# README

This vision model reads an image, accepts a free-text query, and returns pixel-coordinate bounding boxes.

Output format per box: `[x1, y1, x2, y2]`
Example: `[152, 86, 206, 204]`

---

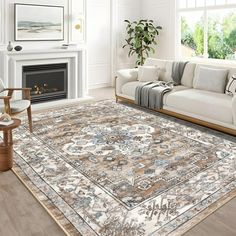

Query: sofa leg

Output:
[116, 96, 118, 103]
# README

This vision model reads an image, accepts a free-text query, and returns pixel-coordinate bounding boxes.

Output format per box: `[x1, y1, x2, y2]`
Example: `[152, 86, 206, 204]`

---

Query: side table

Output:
[0, 118, 21, 171]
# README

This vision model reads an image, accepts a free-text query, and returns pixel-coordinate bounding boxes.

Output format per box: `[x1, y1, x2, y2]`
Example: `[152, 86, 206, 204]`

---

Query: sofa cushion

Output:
[144, 58, 167, 68]
[163, 86, 189, 104]
[193, 66, 228, 93]
[138, 66, 160, 82]
[121, 81, 146, 98]
[181, 62, 196, 88]
[225, 75, 236, 96]
[161, 61, 173, 82]
[117, 68, 138, 80]
[144, 58, 173, 82]
[193, 64, 230, 83]
[121, 82, 188, 100]
[165, 89, 233, 124]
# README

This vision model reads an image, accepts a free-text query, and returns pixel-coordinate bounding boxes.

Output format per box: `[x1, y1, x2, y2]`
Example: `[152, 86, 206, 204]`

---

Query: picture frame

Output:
[14, 3, 64, 41]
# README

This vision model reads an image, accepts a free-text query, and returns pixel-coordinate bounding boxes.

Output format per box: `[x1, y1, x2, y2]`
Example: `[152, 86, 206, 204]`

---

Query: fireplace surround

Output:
[0, 48, 87, 101]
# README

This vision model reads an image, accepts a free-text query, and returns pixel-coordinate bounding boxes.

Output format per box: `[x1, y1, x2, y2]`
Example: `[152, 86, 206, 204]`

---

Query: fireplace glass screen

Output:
[23, 63, 67, 103]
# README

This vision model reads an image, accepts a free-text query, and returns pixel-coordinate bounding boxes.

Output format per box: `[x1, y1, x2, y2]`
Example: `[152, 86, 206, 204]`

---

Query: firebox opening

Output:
[23, 63, 68, 103]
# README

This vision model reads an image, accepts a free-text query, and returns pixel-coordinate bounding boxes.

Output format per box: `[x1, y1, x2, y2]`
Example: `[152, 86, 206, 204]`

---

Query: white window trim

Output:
[176, 0, 236, 61]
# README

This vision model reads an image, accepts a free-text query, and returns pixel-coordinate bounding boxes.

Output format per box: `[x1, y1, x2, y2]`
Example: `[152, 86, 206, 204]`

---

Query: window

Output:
[178, 0, 236, 60]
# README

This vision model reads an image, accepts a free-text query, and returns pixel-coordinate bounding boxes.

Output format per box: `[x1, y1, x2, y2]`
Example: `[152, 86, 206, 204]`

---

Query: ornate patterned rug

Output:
[12, 100, 236, 236]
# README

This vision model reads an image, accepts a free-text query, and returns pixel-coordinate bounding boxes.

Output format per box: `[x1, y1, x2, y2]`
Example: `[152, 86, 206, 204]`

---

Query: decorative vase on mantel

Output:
[7, 41, 13, 51]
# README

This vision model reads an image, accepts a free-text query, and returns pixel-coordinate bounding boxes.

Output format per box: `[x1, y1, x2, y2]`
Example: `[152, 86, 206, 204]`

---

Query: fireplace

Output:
[22, 63, 68, 103]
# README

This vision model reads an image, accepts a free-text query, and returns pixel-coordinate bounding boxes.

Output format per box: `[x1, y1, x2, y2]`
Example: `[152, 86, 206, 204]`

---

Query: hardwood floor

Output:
[0, 87, 235, 236]
[0, 171, 65, 236]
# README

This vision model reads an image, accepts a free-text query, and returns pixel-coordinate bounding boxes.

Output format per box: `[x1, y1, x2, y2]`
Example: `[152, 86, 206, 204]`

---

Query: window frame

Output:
[177, 0, 236, 60]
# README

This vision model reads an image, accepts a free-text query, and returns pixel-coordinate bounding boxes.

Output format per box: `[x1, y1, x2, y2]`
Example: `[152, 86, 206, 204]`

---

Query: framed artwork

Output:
[14, 3, 64, 41]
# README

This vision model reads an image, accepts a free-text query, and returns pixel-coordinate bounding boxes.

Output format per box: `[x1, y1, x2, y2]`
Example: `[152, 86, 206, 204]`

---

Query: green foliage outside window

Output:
[181, 13, 236, 59]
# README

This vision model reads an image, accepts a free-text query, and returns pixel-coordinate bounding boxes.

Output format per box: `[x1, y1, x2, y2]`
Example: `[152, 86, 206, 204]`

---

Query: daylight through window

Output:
[179, 0, 236, 60]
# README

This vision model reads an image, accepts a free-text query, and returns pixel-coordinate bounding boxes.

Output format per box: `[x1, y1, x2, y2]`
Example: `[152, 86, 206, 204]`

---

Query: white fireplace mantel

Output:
[0, 48, 87, 100]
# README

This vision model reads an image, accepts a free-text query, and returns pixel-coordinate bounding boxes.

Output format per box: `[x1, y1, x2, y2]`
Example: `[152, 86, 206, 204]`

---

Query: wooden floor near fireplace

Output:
[0, 87, 235, 236]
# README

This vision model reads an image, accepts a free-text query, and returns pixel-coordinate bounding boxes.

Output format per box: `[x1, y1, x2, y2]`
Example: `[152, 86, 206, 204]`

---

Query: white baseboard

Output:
[31, 96, 94, 111]
[88, 82, 112, 90]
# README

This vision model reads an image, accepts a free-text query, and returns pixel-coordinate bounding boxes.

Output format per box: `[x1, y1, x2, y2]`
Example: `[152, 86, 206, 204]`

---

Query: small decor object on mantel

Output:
[123, 19, 162, 66]
[61, 44, 69, 49]
[7, 41, 13, 51]
[14, 45, 23, 51]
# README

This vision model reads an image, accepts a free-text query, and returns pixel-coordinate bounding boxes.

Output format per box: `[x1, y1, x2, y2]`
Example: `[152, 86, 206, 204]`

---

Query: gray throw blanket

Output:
[135, 81, 172, 109]
[135, 61, 188, 109]
[172, 61, 189, 85]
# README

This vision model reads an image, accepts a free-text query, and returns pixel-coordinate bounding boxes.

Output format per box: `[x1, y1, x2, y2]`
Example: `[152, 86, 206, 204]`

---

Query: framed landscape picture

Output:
[14, 4, 64, 41]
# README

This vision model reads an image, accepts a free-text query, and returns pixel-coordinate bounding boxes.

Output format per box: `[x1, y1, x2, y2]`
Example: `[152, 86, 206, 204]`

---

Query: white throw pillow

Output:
[225, 75, 236, 96]
[194, 66, 228, 93]
[138, 66, 160, 82]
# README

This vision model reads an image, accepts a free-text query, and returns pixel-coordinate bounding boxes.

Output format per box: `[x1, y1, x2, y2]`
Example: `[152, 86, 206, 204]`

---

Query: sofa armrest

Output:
[233, 95, 236, 125]
[115, 68, 138, 95]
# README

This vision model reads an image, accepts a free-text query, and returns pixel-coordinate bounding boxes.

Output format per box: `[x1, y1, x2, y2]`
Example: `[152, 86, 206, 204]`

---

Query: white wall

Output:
[115, 0, 141, 71]
[86, 0, 111, 89]
[87, 0, 142, 88]
[0, 0, 143, 89]
[141, 0, 177, 60]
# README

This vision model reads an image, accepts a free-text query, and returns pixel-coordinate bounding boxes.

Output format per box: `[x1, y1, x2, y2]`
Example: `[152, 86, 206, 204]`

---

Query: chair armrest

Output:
[0, 96, 11, 100]
[4, 88, 31, 100]
[232, 95, 236, 125]
[115, 68, 138, 95]
[4, 88, 31, 91]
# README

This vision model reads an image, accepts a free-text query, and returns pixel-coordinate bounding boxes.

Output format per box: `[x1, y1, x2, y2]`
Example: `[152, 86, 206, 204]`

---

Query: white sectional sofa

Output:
[115, 58, 236, 135]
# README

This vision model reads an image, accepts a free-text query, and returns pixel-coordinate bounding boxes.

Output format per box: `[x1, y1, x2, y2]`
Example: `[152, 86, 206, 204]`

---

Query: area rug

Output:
[12, 100, 236, 235]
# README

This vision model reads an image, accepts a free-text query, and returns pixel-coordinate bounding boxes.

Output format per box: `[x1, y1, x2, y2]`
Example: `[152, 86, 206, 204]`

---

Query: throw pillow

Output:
[194, 66, 228, 93]
[225, 75, 236, 96]
[138, 66, 160, 82]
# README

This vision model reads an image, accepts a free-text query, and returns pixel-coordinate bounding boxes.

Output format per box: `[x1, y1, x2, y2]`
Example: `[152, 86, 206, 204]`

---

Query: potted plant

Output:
[123, 19, 162, 66]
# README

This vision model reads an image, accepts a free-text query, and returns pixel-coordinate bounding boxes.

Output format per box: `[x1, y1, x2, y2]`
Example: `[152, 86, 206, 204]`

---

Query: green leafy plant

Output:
[123, 19, 162, 66]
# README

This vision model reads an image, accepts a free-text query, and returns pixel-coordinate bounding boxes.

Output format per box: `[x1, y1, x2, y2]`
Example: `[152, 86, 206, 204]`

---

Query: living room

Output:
[0, 0, 235, 235]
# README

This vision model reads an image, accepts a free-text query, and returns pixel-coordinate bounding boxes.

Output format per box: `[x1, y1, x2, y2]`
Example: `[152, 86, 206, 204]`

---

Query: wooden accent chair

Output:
[0, 79, 33, 132]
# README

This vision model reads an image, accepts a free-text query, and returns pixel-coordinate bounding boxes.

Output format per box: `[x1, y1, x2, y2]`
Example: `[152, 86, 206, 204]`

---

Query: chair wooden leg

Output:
[27, 106, 33, 133]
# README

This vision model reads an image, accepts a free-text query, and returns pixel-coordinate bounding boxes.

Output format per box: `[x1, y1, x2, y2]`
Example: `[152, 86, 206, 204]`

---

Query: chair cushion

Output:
[165, 89, 233, 124]
[0, 99, 30, 113]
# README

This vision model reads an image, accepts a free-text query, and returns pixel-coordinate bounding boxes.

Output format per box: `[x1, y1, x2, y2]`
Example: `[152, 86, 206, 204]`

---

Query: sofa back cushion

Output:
[138, 66, 160, 82]
[193, 66, 228, 93]
[144, 58, 173, 82]
[181, 62, 196, 88]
